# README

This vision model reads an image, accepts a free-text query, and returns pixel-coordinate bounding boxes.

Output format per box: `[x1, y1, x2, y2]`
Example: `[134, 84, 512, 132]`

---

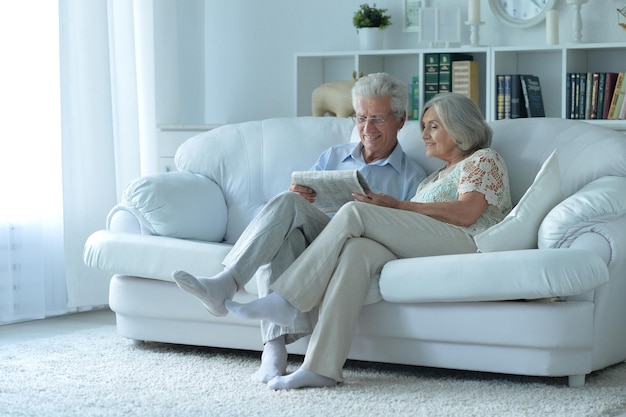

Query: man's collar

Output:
[343, 142, 404, 173]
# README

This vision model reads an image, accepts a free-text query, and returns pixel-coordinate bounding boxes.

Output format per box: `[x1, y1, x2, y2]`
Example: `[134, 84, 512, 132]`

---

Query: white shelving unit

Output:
[296, 43, 626, 131]
[157, 124, 221, 172]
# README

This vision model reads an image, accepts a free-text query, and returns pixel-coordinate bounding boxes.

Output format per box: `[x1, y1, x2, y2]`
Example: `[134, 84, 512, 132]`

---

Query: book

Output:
[424, 53, 440, 102]
[410, 75, 420, 120]
[565, 72, 580, 119]
[602, 72, 619, 119]
[584, 72, 593, 119]
[520, 75, 545, 117]
[452, 60, 479, 107]
[573, 72, 581, 119]
[566, 72, 576, 119]
[607, 72, 625, 120]
[612, 73, 626, 120]
[578, 72, 587, 120]
[619, 93, 626, 119]
[438, 53, 473, 93]
[503, 75, 512, 119]
[291, 169, 370, 213]
[496, 74, 505, 120]
[509, 74, 526, 119]
[596, 73, 606, 120]
[590, 72, 600, 119]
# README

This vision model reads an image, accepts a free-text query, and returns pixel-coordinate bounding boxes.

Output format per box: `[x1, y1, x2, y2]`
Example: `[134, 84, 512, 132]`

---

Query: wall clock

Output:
[489, 0, 556, 28]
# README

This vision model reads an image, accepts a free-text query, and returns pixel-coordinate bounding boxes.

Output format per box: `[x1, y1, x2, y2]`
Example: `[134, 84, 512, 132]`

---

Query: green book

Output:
[424, 53, 439, 102]
[410, 75, 420, 120]
[438, 53, 473, 93]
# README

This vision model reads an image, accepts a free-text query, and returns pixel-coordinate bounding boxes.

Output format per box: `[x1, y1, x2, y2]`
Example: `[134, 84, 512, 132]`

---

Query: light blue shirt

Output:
[310, 142, 426, 201]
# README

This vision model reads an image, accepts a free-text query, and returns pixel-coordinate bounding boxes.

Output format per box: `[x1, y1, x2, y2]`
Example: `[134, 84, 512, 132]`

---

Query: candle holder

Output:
[566, 0, 588, 43]
[464, 21, 484, 46]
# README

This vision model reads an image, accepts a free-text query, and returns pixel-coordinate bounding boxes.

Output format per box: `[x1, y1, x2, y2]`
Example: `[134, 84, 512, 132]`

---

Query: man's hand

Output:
[289, 183, 317, 203]
[352, 191, 399, 209]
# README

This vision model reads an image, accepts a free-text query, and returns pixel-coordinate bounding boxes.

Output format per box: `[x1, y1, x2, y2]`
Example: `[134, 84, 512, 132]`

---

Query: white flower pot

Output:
[358, 27, 385, 50]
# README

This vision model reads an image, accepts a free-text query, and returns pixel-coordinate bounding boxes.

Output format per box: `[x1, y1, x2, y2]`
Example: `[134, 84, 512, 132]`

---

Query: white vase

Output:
[358, 27, 384, 50]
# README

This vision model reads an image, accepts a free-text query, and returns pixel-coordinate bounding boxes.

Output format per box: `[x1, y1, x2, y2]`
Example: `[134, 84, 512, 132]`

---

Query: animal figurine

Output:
[311, 71, 363, 117]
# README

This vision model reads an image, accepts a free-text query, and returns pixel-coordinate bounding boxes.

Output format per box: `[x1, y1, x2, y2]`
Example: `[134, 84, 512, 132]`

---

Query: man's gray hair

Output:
[351, 73, 407, 118]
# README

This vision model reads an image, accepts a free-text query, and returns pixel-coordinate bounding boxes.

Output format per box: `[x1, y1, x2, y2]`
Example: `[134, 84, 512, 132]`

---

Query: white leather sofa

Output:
[84, 117, 626, 387]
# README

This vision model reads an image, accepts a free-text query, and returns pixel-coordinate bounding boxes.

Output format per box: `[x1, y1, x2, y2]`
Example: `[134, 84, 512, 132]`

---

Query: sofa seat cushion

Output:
[379, 248, 608, 303]
[85, 230, 384, 303]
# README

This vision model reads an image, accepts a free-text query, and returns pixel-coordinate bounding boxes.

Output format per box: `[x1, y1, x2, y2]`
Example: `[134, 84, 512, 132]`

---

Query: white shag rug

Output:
[1, 324, 626, 417]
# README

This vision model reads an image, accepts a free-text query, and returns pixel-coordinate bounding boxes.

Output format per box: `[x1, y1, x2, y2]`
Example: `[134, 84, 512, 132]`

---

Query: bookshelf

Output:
[157, 124, 220, 172]
[295, 48, 490, 121]
[295, 43, 626, 131]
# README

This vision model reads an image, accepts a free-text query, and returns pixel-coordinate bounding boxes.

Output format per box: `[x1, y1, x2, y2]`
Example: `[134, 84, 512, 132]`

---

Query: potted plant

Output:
[353, 3, 392, 50]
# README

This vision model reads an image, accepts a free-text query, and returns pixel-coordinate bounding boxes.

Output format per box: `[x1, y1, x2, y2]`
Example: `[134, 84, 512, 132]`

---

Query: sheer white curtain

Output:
[60, 0, 157, 308]
[0, 0, 154, 324]
[0, 1, 67, 323]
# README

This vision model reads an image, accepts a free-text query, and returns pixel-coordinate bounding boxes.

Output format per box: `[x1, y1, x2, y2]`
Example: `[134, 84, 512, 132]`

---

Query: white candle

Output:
[546, 10, 559, 45]
[468, 0, 480, 22]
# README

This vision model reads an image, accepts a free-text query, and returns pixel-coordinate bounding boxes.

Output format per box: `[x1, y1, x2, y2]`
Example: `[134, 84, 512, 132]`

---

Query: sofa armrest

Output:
[538, 176, 626, 250]
[379, 249, 608, 303]
[107, 171, 227, 242]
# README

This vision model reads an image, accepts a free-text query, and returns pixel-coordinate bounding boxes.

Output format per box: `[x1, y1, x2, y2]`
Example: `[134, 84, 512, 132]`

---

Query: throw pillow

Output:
[474, 149, 563, 252]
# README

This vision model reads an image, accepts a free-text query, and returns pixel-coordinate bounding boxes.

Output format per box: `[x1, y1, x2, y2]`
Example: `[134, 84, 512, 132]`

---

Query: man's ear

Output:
[397, 112, 406, 129]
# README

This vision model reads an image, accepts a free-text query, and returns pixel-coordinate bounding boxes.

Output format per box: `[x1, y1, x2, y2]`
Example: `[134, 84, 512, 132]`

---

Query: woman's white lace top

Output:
[410, 148, 512, 235]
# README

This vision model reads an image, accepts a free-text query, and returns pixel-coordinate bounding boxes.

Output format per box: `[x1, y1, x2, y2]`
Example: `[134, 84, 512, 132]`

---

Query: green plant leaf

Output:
[353, 3, 392, 29]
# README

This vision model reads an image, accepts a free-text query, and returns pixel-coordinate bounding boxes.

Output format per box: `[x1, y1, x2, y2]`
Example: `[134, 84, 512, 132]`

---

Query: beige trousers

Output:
[271, 201, 477, 382]
[222, 191, 330, 344]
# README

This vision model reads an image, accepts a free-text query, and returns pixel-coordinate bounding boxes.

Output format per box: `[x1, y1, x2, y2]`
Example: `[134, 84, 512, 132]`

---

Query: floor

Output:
[2, 310, 626, 417]
[0, 308, 116, 346]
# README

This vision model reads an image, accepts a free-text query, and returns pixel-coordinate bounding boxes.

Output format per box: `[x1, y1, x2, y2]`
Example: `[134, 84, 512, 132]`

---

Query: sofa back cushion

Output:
[176, 116, 626, 244]
[399, 118, 626, 206]
[175, 117, 354, 243]
[488, 118, 626, 202]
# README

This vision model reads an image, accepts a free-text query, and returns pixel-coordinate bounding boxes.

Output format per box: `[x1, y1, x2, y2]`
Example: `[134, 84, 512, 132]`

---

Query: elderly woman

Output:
[225, 92, 513, 390]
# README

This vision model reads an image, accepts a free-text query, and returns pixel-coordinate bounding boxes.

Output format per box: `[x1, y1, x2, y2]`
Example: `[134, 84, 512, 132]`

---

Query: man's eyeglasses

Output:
[352, 114, 393, 126]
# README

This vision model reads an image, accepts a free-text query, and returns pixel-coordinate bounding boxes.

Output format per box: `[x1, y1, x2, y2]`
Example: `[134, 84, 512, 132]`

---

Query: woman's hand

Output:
[352, 191, 399, 208]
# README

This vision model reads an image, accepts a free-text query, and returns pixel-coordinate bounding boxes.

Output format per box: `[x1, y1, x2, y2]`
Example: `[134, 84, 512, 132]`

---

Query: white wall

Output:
[161, 0, 625, 124]
[154, 0, 205, 124]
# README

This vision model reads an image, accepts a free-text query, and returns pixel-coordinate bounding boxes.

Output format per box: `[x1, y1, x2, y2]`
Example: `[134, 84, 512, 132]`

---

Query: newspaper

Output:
[291, 169, 371, 213]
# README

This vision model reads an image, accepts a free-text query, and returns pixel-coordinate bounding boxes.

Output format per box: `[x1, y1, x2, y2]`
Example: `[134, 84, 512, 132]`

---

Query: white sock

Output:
[252, 337, 288, 384]
[267, 368, 337, 390]
[225, 292, 297, 327]
[171, 269, 236, 317]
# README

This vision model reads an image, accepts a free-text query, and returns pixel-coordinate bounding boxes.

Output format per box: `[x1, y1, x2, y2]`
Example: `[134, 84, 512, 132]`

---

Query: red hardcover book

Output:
[608, 72, 625, 120]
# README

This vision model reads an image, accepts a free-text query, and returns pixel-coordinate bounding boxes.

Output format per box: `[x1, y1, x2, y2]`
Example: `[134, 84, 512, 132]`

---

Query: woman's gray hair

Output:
[422, 92, 492, 153]
[351, 73, 407, 119]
